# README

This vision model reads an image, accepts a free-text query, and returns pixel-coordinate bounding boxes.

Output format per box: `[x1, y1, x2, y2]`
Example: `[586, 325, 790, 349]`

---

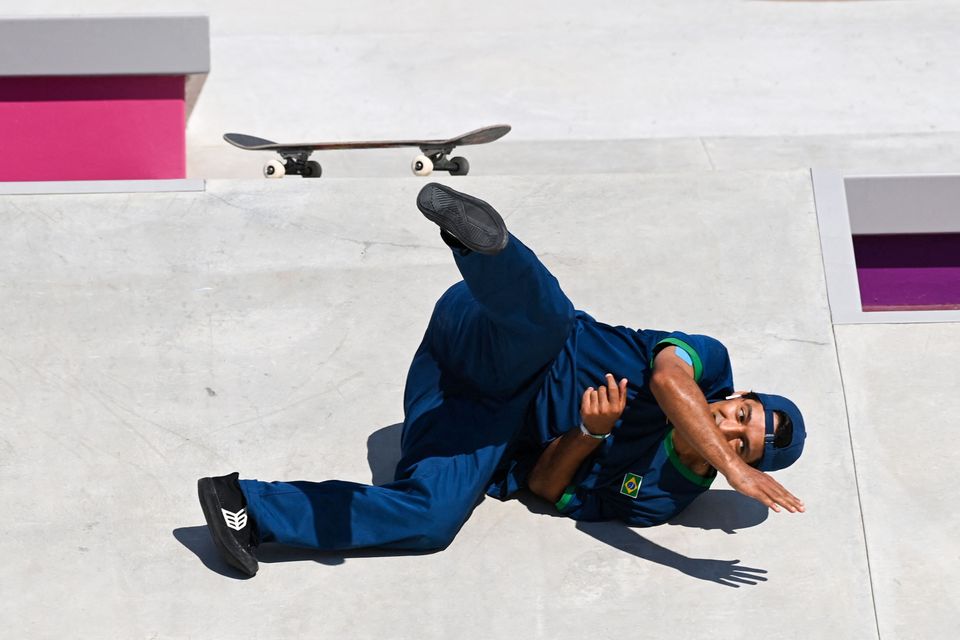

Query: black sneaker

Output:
[197, 472, 259, 577]
[416, 183, 509, 255]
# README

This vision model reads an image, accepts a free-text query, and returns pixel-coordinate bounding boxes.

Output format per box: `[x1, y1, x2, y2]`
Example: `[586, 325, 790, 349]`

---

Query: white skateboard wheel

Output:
[412, 154, 433, 176]
[264, 159, 286, 178]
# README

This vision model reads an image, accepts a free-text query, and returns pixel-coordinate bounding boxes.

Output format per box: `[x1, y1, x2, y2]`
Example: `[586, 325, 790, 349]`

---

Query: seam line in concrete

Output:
[811, 166, 882, 639]
[830, 328, 882, 640]
[698, 137, 716, 170]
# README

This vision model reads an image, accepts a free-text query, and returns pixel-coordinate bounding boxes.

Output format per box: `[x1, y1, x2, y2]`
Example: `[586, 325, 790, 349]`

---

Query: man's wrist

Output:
[579, 422, 611, 440]
[711, 447, 747, 478]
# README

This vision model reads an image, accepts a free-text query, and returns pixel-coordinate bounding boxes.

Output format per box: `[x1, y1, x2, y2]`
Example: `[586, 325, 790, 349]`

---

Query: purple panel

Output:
[853, 234, 960, 311]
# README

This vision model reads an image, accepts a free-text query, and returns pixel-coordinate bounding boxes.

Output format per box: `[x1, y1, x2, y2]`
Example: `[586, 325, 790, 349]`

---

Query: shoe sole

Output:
[197, 477, 259, 577]
[417, 183, 508, 255]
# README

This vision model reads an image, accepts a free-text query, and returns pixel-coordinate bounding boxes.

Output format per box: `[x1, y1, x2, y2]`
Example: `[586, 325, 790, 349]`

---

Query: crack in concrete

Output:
[206, 191, 257, 213]
[766, 333, 831, 347]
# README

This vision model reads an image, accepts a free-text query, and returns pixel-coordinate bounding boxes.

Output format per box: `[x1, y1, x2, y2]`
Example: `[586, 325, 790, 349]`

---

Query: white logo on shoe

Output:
[221, 508, 247, 531]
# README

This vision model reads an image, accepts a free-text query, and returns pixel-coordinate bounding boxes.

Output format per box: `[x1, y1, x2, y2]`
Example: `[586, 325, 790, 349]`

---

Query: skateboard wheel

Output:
[450, 156, 470, 176]
[412, 154, 433, 176]
[303, 160, 322, 178]
[264, 159, 286, 178]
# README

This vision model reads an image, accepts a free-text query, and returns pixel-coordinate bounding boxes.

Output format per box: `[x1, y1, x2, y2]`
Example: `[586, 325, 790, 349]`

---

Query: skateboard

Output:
[223, 124, 511, 179]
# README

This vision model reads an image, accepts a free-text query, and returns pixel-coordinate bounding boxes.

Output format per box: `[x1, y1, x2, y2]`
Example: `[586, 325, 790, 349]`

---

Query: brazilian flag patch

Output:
[620, 473, 643, 499]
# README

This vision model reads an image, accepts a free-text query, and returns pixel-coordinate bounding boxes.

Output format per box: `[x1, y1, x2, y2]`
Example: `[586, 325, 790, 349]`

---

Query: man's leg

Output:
[236, 392, 519, 553]
[418, 183, 575, 397]
[198, 186, 569, 573]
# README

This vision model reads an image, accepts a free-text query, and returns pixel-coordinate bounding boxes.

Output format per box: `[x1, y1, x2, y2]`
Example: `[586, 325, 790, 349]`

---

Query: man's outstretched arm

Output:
[649, 349, 804, 513]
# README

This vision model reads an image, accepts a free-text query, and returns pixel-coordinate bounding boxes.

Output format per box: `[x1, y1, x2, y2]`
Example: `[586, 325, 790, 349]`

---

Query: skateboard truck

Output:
[266, 150, 322, 178]
[412, 146, 470, 177]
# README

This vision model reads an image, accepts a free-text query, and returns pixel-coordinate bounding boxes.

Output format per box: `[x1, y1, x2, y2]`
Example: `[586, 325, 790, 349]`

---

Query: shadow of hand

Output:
[576, 520, 768, 588]
[675, 557, 768, 588]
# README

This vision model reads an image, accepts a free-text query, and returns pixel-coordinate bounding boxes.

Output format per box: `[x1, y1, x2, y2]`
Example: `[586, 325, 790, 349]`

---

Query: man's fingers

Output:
[732, 468, 803, 514]
[768, 489, 801, 513]
[762, 475, 804, 513]
[597, 384, 609, 412]
[605, 373, 617, 396]
[618, 378, 628, 410]
[582, 387, 597, 414]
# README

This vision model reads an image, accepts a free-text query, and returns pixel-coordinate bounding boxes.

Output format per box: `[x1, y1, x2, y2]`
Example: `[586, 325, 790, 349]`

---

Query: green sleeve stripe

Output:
[555, 487, 576, 512]
[653, 337, 703, 382]
[663, 430, 715, 488]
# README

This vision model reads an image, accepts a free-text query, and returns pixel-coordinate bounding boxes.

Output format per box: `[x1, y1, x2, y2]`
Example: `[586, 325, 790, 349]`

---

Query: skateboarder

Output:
[198, 184, 806, 577]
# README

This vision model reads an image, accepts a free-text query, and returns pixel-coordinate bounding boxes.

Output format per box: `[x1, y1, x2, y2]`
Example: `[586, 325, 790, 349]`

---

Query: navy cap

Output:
[753, 393, 806, 472]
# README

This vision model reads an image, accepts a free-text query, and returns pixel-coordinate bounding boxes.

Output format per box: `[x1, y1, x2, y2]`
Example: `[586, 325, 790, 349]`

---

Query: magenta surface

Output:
[853, 233, 960, 311]
[0, 75, 185, 181]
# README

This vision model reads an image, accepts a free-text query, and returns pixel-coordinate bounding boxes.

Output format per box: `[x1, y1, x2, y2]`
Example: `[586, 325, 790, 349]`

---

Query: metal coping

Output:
[811, 168, 960, 324]
[0, 15, 210, 77]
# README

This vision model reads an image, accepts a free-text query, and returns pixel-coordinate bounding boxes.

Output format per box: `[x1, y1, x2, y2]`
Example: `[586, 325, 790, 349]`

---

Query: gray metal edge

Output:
[812, 168, 960, 325]
[0, 15, 210, 76]
[0, 179, 206, 195]
[844, 173, 960, 235]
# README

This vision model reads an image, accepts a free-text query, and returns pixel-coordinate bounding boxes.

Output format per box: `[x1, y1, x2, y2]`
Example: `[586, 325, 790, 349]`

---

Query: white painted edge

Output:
[0, 179, 206, 195]
[811, 168, 960, 325]
[812, 168, 863, 324]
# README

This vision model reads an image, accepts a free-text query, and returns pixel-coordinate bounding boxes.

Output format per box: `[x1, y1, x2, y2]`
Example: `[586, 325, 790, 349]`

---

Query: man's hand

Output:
[581, 373, 628, 436]
[724, 463, 805, 513]
[528, 373, 628, 503]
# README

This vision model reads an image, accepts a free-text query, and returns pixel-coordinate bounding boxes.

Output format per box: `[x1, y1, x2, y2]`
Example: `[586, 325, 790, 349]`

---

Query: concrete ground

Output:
[3, 1, 959, 639]
[3, 172, 956, 639]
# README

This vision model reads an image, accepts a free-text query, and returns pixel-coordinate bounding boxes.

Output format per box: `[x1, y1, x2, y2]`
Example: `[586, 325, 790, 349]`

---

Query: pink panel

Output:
[0, 75, 186, 181]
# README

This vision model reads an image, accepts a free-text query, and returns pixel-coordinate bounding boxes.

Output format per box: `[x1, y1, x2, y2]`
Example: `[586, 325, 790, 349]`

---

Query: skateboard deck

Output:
[223, 124, 511, 178]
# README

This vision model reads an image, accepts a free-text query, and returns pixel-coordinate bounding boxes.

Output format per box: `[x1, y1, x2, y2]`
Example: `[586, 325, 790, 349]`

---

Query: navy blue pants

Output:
[239, 234, 574, 551]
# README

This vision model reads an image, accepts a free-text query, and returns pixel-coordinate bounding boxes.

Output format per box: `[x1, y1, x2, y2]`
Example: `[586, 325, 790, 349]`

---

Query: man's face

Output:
[706, 392, 769, 465]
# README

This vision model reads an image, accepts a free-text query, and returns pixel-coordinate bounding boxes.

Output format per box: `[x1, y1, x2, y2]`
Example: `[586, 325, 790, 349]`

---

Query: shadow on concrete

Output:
[183, 423, 770, 583]
[516, 485, 771, 587]
[175, 522, 438, 573]
[257, 544, 438, 567]
[667, 489, 769, 534]
[368, 423, 771, 587]
[172, 526, 253, 580]
[576, 520, 769, 588]
[515, 486, 768, 532]
[366, 422, 403, 486]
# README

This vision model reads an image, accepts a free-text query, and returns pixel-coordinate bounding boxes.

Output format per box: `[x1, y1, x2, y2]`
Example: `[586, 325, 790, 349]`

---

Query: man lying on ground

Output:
[198, 183, 806, 577]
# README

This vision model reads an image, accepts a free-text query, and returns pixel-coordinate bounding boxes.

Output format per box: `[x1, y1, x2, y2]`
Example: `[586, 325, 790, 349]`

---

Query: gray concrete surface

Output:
[2, 172, 877, 638]
[3, 1, 959, 638]
[196, 132, 960, 179]
[835, 324, 960, 640]
[6, 1, 960, 172]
